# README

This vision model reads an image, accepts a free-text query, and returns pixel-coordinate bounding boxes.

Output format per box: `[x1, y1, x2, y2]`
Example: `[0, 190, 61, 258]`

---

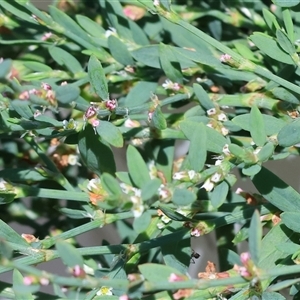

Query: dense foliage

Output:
[1, 0, 300, 299]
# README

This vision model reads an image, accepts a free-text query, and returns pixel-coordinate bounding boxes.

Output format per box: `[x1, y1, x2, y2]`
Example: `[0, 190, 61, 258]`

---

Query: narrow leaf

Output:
[281, 212, 300, 233]
[252, 166, 300, 212]
[56, 240, 84, 268]
[96, 121, 123, 148]
[49, 47, 83, 74]
[172, 188, 196, 206]
[78, 125, 116, 175]
[108, 35, 134, 66]
[193, 83, 214, 110]
[210, 181, 229, 208]
[180, 121, 207, 171]
[127, 145, 150, 188]
[249, 210, 262, 265]
[278, 118, 300, 147]
[250, 105, 266, 147]
[159, 43, 183, 83]
[88, 55, 109, 100]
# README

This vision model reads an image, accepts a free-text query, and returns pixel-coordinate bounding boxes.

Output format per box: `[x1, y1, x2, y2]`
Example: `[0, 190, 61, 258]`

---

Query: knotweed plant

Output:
[1, 0, 300, 299]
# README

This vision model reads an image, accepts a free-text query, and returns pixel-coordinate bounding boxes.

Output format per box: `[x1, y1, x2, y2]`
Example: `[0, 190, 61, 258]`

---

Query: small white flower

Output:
[201, 179, 214, 192]
[0, 58, 3, 64]
[83, 264, 95, 275]
[207, 108, 216, 116]
[215, 159, 223, 166]
[120, 183, 131, 194]
[222, 144, 230, 156]
[191, 228, 201, 237]
[87, 178, 101, 191]
[158, 185, 169, 199]
[218, 113, 228, 122]
[161, 214, 171, 224]
[206, 123, 213, 128]
[162, 79, 173, 90]
[132, 203, 144, 218]
[253, 147, 261, 155]
[105, 27, 117, 38]
[221, 127, 229, 136]
[97, 286, 113, 296]
[0, 180, 7, 190]
[173, 172, 185, 180]
[68, 154, 78, 166]
[157, 222, 165, 229]
[188, 170, 196, 180]
[153, 0, 160, 6]
[211, 172, 222, 183]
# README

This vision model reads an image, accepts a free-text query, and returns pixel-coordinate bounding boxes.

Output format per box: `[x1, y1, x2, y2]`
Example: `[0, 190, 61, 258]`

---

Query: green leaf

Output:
[78, 125, 116, 175]
[262, 292, 286, 300]
[172, 188, 196, 206]
[139, 263, 183, 282]
[210, 181, 229, 208]
[180, 121, 207, 171]
[159, 43, 183, 84]
[49, 47, 83, 74]
[281, 212, 300, 233]
[257, 142, 275, 162]
[271, 86, 299, 104]
[272, 0, 300, 7]
[88, 55, 109, 100]
[49, 6, 93, 44]
[151, 106, 167, 130]
[75, 15, 106, 37]
[55, 85, 80, 104]
[278, 118, 300, 147]
[248, 210, 262, 265]
[252, 166, 300, 212]
[0, 1, 35, 24]
[96, 121, 123, 148]
[59, 208, 89, 219]
[34, 115, 62, 127]
[205, 126, 227, 153]
[282, 7, 294, 42]
[56, 240, 84, 268]
[10, 101, 33, 119]
[242, 164, 261, 176]
[158, 204, 191, 222]
[232, 114, 285, 136]
[193, 83, 214, 110]
[250, 32, 294, 65]
[160, 0, 171, 11]
[156, 140, 175, 183]
[250, 105, 266, 147]
[161, 236, 190, 274]
[108, 35, 134, 66]
[0, 59, 12, 79]
[0, 219, 29, 247]
[276, 29, 295, 56]
[23, 61, 52, 72]
[141, 178, 161, 201]
[263, 9, 280, 32]
[124, 81, 157, 107]
[127, 145, 150, 188]
[0, 168, 47, 182]
[101, 173, 122, 196]
[133, 211, 152, 233]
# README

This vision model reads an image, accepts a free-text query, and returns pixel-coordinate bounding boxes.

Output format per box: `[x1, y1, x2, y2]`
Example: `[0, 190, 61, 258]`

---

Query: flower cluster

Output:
[206, 107, 229, 136]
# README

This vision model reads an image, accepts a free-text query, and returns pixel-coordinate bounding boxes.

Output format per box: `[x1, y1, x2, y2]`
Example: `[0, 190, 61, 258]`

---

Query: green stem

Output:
[17, 186, 88, 202]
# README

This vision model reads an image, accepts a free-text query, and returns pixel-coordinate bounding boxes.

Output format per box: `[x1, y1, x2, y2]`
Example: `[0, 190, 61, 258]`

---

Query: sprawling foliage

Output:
[1, 0, 300, 299]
